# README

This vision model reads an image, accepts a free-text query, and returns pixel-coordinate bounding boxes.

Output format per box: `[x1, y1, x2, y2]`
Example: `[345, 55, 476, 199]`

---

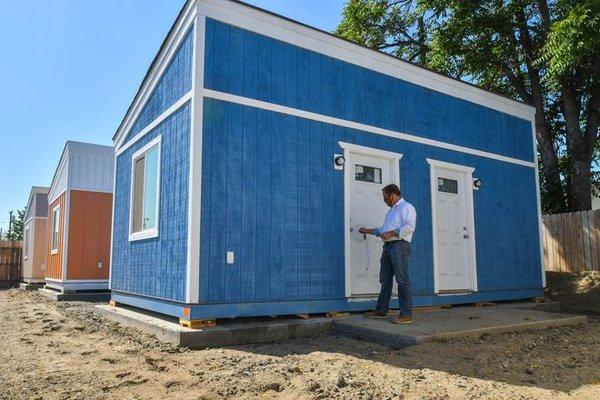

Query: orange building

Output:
[45, 141, 114, 293]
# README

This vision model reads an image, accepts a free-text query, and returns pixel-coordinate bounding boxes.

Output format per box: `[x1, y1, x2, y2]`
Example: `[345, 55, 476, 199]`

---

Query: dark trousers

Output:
[375, 240, 412, 317]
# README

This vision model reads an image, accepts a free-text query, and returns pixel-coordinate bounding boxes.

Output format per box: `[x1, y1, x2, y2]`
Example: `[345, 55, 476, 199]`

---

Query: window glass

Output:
[52, 207, 60, 251]
[355, 164, 382, 184]
[438, 177, 458, 194]
[132, 143, 159, 233]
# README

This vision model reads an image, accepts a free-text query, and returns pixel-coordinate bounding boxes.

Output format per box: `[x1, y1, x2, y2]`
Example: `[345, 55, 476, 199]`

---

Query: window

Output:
[24, 227, 30, 259]
[51, 206, 60, 254]
[438, 177, 458, 194]
[130, 136, 161, 241]
[355, 164, 382, 184]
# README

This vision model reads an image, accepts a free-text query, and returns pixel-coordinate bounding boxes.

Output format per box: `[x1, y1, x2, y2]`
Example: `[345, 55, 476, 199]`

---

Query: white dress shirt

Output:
[373, 198, 417, 243]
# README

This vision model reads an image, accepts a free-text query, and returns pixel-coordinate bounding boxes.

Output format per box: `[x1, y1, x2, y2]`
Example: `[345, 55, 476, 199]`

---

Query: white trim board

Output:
[114, 0, 197, 149]
[197, 0, 535, 121]
[340, 142, 403, 298]
[531, 119, 545, 287]
[185, 12, 206, 304]
[426, 158, 478, 294]
[204, 88, 536, 168]
[116, 92, 192, 156]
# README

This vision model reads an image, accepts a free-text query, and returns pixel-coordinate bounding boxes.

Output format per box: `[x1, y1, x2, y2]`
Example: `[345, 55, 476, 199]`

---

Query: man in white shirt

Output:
[359, 184, 417, 323]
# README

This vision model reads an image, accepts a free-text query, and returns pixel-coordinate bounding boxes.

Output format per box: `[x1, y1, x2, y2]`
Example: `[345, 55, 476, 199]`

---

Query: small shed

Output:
[22, 186, 50, 283]
[45, 141, 114, 292]
[109, 0, 544, 325]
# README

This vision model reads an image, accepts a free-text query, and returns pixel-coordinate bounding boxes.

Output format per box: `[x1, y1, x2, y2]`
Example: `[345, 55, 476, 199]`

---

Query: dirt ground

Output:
[1, 275, 600, 400]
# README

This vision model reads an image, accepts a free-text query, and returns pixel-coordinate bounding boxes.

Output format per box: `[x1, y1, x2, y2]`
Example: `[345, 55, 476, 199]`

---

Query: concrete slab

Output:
[95, 304, 333, 348]
[38, 287, 110, 302]
[19, 282, 45, 291]
[332, 302, 588, 348]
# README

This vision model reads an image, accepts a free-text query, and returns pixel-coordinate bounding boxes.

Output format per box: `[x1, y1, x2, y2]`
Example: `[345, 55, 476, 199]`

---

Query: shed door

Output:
[432, 165, 476, 293]
[349, 154, 393, 296]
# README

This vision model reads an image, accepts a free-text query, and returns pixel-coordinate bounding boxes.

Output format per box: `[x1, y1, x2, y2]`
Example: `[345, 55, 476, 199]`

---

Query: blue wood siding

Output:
[111, 103, 191, 302]
[199, 98, 542, 303]
[122, 28, 193, 145]
[204, 18, 534, 163]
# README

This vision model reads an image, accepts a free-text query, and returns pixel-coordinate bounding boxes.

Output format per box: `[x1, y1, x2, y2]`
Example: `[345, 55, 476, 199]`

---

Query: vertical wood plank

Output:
[575, 211, 584, 272]
[582, 211, 592, 271]
[594, 210, 600, 271]
[542, 216, 550, 270]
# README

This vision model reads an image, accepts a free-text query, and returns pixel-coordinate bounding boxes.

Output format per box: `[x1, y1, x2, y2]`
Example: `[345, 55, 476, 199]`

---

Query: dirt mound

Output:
[546, 271, 600, 315]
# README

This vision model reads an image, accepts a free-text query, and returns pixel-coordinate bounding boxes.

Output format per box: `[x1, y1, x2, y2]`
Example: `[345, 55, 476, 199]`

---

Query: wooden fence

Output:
[542, 209, 600, 272]
[0, 241, 22, 287]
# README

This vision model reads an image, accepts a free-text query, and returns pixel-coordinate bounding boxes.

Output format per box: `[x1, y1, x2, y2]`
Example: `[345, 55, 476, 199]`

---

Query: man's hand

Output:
[380, 230, 397, 240]
[358, 227, 373, 235]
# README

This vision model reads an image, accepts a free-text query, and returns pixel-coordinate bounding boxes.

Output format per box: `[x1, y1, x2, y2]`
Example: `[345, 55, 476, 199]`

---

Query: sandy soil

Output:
[1, 285, 599, 399]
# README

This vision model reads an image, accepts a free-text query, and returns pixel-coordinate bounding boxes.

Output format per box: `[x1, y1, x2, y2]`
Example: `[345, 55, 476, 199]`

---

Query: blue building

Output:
[110, 0, 544, 325]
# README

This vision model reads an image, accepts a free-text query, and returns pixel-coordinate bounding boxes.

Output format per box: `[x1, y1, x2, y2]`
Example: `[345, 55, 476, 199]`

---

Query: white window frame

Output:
[24, 226, 30, 260]
[51, 206, 60, 255]
[129, 135, 162, 242]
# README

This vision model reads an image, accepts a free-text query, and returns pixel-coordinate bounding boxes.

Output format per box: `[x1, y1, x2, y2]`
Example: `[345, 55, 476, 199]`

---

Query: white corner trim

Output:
[531, 119, 546, 287]
[61, 191, 70, 280]
[427, 158, 478, 294]
[108, 152, 117, 290]
[197, 0, 535, 121]
[185, 12, 205, 304]
[342, 143, 403, 297]
[114, 1, 197, 148]
[205, 88, 535, 168]
[128, 135, 162, 242]
[116, 91, 192, 156]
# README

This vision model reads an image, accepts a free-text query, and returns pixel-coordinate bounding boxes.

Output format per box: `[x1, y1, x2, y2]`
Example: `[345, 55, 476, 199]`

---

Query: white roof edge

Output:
[201, 0, 535, 119]
[113, 0, 535, 148]
[48, 141, 113, 203]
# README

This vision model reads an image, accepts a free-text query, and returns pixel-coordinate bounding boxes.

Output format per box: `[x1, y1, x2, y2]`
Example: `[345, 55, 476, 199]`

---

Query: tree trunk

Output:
[569, 156, 593, 211]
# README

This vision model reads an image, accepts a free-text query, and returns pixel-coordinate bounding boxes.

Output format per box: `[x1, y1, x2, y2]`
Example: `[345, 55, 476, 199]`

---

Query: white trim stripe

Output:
[116, 92, 192, 156]
[203, 88, 536, 168]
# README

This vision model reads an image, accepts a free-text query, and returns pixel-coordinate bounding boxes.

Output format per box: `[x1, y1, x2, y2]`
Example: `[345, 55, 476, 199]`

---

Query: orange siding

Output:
[46, 193, 65, 280]
[66, 190, 112, 280]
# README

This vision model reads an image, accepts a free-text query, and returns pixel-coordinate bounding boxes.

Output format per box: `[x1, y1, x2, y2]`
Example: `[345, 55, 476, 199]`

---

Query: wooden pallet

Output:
[473, 302, 497, 307]
[326, 311, 350, 318]
[179, 318, 216, 329]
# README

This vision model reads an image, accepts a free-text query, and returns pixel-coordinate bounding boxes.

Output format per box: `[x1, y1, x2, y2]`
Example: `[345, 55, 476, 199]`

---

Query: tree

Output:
[6, 209, 25, 241]
[336, 0, 600, 213]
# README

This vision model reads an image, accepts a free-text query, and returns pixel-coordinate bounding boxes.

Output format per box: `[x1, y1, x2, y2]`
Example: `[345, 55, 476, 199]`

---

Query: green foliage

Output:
[537, 0, 600, 88]
[335, 0, 433, 64]
[336, 0, 600, 212]
[6, 209, 25, 242]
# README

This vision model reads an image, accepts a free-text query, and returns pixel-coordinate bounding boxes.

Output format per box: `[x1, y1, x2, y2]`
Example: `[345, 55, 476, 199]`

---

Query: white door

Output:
[348, 153, 394, 296]
[431, 163, 476, 293]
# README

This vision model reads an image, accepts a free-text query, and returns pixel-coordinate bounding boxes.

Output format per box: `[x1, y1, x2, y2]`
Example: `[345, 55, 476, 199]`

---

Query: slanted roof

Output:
[48, 141, 114, 203]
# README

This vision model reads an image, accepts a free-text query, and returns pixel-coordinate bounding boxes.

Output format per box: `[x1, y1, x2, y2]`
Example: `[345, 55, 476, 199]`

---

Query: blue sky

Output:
[0, 0, 346, 232]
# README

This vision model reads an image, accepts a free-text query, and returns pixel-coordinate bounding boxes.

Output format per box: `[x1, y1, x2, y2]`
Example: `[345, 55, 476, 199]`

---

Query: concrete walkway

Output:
[96, 301, 587, 349]
[332, 302, 587, 348]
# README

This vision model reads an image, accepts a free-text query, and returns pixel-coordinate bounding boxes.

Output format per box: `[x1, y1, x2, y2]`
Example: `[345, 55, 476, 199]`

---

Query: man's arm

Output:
[395, 205, 416, 239]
